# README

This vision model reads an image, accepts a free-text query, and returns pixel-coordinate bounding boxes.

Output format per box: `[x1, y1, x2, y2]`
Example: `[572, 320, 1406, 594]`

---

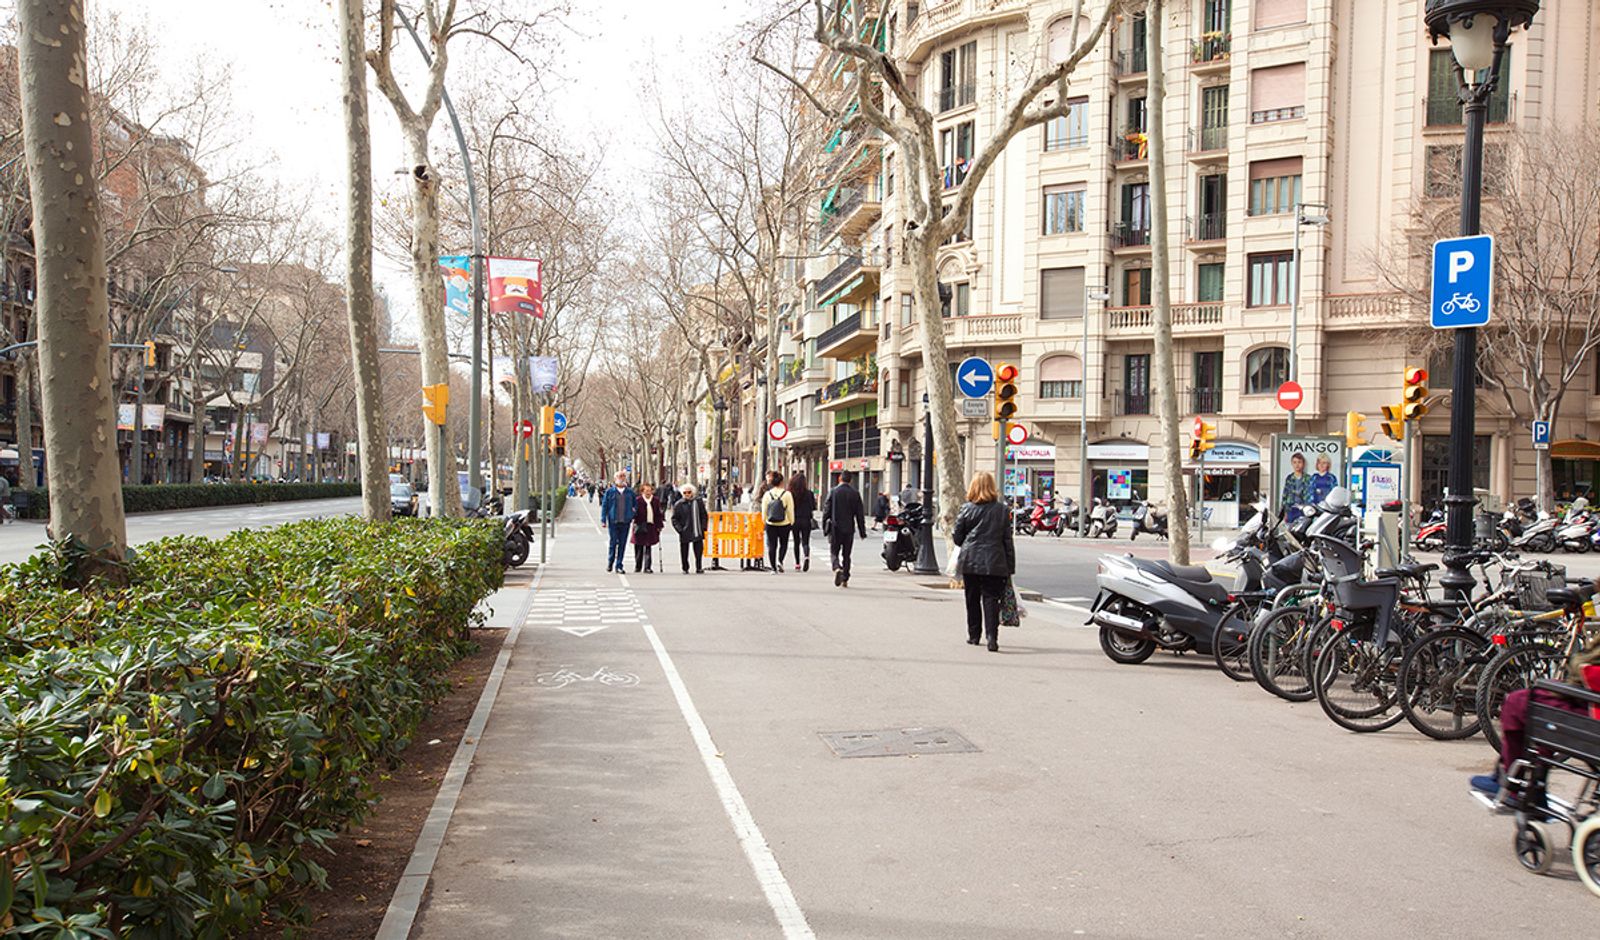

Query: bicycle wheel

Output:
[1249, 604, 1317, 702]
[1475, 641, 1566, 756]
[1398, 626, 1489, 740]
[1212, 604, 1255, 682]
[1310, 619, 1407, 733]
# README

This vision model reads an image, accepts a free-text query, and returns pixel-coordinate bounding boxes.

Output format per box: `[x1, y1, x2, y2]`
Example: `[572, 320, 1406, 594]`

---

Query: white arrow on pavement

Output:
[559, 625, 610, 638]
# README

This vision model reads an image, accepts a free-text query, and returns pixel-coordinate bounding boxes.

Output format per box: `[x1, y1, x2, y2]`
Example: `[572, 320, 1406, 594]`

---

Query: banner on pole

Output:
[530, 355, 558, 393]
[487, 256, 543, 317]
[316, 432, 330, 451]
[439, 255, 472, 318]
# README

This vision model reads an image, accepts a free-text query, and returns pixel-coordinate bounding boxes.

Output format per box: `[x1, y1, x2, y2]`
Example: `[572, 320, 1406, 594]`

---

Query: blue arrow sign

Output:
[552, 411, 567, 434]
[956, 356, 994, 399]
[1431, 234, 1494, 329]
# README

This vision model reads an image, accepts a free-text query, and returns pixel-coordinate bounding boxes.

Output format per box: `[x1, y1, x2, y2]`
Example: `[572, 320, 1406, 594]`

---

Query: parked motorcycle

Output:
[1510, 510, 1558, 554]
[882, 501, 927, 571]
[1413, 506, 1446, 552]
[1556, 504, 1595, 553]
[1086, 498, 1119, 538]
[1129, 499, 1168, 541]
[1025, 496, 1075, 537]
[503, 510, 533, 568]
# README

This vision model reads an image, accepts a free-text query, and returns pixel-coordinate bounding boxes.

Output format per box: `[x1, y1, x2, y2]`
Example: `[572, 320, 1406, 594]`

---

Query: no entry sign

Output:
[1276, 381, 1304, 412]
[516, 419, 534, 438]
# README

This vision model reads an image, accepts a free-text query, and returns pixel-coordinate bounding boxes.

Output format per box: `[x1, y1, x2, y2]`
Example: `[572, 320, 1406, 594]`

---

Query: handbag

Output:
[943, 544, 962, 580]
[1000, 577, 1022, 627]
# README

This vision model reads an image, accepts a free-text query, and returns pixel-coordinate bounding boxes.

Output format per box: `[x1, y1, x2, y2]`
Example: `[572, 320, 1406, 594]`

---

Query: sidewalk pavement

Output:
[391, 500, 1598, 939]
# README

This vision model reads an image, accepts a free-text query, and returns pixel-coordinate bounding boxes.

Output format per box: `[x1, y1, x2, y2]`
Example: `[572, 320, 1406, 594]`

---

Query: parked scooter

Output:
[1413, 506, 1446, 552]
[1556, 500, 1595, 553]
[882, 501, 927, 571]
[1510, 510, 1558, 554]
[1129, 498, 1168, 541]
[502, 510, 533, 568]
[1025, 496, 1075, 537]
[1086, 498, 1119, 538]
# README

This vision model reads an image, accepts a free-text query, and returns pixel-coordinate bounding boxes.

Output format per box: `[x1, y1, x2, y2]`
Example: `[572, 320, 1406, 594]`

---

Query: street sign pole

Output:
[1402, 417, 1415, 556]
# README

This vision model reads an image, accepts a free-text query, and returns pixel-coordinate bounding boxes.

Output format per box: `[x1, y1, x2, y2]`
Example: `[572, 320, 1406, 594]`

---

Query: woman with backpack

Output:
[787, 472, 817, 572]
[952, 470, 1016, 652]
[631, 482, 664, 573]
[759, 470, 794, 574]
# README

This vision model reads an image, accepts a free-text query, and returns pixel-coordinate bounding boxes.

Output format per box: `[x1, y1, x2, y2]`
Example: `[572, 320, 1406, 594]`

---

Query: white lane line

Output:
[376, 564, 544, 940]
[1056, 595, 1091, 603]
[629, 583, 814, 938]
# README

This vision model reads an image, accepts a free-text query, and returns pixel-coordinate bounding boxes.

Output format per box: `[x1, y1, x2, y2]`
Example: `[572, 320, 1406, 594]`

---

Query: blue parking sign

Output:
[1532, 420, 1551, 450]
[1431, 235, 1494, 329]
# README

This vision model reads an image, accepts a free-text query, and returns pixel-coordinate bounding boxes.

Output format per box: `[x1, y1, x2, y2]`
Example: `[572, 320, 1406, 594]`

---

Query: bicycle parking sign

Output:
[1431, 234, 1494, 329]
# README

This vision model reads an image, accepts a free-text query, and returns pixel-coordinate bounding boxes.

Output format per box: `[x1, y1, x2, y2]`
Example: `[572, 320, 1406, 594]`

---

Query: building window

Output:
[1124, 354, 1151, 414]
[1254, 0, 1306, 30]
[1197, 262, 1225, 302]
[900, 293, 913, 327]
[1248, 157, 1302, 215]
[885, 153, 895, 196]
[1127, 95, 1148, 134]
[1196, 173, 1227, 239]
[1247, 251, 1295, 306]
[1244, 346, 1290, 394]
[832, 405, 882, 459]
[1044, 97, 1089, 151]
[941, 281, 971, 318]
[1040, 355, 1083, 399]
[938, 40, 977, 112]
[1042, 185, 1085, 235]
[1193, 350, 1223, 413]
[1427, 47, 1512, 126]
[898, 369, 911, 407]
[1250, 62, 1306, 123]
[940, 120, 975, 188]
[1040, 266, 1086, 320]
[1199, 85, 1228, 151]
[1123, 267, 1152, 307]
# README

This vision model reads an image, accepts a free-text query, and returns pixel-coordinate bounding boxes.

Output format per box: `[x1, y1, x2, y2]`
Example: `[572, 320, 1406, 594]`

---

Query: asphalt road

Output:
[0, 496, 362, 567]
[411, 501, 1597, 938]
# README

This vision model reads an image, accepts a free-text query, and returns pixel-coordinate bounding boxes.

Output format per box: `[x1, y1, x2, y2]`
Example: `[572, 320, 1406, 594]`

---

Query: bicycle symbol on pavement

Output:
[1438, 292, 1481, 316]
[534, 665, 641, 689]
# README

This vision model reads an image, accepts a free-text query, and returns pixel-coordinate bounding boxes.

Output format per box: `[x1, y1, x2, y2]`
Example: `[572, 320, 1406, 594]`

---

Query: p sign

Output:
[1532, 420, 1551, 450]
[1431, 234, 1494, 329]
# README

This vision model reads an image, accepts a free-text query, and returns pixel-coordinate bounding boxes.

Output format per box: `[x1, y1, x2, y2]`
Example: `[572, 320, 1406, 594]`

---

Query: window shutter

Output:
[1250, 63, 1306, 113]
[1249, 157, 1302, 180]
[1040, 356, 1082, 382]
[1253, 0, 1305, 30]
[1040, 267, 1085, 320]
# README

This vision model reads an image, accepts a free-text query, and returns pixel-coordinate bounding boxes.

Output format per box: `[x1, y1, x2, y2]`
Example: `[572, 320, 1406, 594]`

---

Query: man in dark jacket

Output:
[823, 473, 868, 587]
[671, 483, 709, 573]
[599, 471, 636, 572]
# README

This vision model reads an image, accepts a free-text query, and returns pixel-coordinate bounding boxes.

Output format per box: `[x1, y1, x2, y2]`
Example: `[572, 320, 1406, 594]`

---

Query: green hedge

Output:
[0, 517, 503, 935]
[531, 489, 567, 516]
[13, 482, 362, 519]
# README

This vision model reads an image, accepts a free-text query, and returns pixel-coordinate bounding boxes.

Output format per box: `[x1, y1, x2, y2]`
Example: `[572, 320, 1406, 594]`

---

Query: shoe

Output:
[1469, 773, 1500, 796]
[682, 569, 689, 574]
[696, 569, 704, 574]
[803, 558, 810, 572]
[967, 638, 980, 645]
[987, 641, 999, 652]
[606, 566, 613, 572]
[834, 570, 843, 587]
[795, 563, 801, 571]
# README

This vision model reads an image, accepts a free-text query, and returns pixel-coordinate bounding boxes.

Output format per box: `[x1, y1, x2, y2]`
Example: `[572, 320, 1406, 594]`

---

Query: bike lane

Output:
[409, 503, 782, 938]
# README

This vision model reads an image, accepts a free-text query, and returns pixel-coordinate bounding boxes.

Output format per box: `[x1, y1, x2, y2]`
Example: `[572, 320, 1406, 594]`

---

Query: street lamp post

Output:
[1287, 203, 1330, 435]
[1425, 0, 1538, 598]
[913, 391, 939, 574]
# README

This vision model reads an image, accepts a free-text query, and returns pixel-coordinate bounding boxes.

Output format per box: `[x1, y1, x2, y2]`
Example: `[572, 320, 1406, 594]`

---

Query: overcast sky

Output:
[97, 0, 760, 339]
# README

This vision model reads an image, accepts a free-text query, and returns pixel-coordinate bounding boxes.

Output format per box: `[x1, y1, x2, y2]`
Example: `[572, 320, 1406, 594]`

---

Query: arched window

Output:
[1046, 16, 1087, 65]
[1039, 355, 1083, 399]
[1245, 346, 1290, 395]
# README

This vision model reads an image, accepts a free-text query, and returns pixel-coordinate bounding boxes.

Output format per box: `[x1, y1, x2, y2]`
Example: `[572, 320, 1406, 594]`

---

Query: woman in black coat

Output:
[787, 472, 817, 572]
[952, 470, 1016, 652]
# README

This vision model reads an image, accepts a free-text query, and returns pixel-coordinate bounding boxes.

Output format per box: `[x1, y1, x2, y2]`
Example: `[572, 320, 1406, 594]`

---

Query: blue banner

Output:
[439, 255, 471, 318]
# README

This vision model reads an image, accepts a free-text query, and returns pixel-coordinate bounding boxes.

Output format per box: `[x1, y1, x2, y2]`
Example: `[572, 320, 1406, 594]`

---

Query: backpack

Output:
[765, 493, 786, 524]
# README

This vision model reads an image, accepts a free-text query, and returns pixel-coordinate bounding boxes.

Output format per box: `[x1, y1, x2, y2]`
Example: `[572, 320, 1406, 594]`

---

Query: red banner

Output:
[487, 256, 543, 317]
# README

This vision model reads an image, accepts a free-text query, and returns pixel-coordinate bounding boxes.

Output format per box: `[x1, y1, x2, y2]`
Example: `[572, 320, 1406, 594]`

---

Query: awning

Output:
[819, 276, 864, 307]
[1552, 439, 1600, 460]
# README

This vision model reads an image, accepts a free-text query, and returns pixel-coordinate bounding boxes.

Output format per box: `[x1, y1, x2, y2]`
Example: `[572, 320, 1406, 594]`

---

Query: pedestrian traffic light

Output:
[554, 433, 567, 456]
[1402, 366, 1430, 421]
[1381, 404, 1406, 441]
[421, 383, 449, 425]
[1345, 410, 1369, 448]
[540, 405, 556, 435]
[144, 339, 156, 367]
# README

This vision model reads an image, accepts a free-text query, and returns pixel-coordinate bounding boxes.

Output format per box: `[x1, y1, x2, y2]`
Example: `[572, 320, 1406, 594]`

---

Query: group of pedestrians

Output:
[599, 471, 713, 574]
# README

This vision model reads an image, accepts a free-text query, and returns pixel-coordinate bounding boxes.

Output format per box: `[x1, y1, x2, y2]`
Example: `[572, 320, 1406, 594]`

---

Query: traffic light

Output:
[1402, 366, 1430, 421]
[1191, 417, 1217, 455]
[421, 383, 449, 425]
[992, 363, 1019, 440]
[554, 433, 567, 456]
[1381, 404, 1406, 441]
[540, 405, 556, 435]
[144, 339, 156, 367]
[1345, 410, 1369, 448]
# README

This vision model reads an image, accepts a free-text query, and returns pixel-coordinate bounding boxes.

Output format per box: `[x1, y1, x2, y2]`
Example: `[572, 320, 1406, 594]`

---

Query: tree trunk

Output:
[17, 0, 128, 580]
[402, 123, 462, 518]
[910, 231, 965, 533]
[15, 342, 36, 490]
[336, 0, 392, 521]
[1145, 0, 1190, 565]
[511, 349, 530, 511]
[189, 349, 205, 483]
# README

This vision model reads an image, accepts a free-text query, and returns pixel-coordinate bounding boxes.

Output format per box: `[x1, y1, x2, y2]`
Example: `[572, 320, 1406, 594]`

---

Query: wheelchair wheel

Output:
[1514, 817, 1558, 875]
[1397, 627, 1488, 740]
[1573, 816, 1600, 897]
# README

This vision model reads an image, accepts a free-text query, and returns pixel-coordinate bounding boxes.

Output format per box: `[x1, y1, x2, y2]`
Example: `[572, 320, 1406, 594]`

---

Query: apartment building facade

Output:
[766, 0, 1600, 522]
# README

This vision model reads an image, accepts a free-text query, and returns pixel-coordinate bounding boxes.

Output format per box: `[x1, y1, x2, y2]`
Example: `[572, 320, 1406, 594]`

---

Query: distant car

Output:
[390, 481, 417, 516]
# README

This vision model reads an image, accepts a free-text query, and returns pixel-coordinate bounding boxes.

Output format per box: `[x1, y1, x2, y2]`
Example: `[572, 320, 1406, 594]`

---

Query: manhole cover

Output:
[818, 726, 980, 758]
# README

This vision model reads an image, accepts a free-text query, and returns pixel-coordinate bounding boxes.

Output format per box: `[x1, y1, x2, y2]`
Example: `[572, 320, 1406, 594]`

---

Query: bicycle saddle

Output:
[1544, 587, 1586, 611]
[1375, 562, 1438, 581]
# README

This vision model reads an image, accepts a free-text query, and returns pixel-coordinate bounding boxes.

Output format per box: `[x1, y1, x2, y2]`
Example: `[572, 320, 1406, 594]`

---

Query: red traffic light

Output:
[1404, 367, 1428, 385]
[996, 364, 1018, 382]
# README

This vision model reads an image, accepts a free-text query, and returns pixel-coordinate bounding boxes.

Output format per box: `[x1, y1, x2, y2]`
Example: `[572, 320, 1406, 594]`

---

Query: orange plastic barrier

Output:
[706, 511, 765, 560]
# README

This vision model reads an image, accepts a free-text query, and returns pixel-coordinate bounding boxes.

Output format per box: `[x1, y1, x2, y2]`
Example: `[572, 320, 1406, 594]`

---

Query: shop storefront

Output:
[1088, 441, 1149, 512]
[1002, 444, 1057, 500]
[1552, 439, 1600, 502]
[1183, 441, 1261, 529]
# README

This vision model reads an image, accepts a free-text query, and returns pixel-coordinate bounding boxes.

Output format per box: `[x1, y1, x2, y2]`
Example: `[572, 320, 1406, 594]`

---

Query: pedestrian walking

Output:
[898, 484, 917, 511]
[662, 482, 681, 510]
[823, 472, 867, 587]
[672, 483, 709, 573]
[952, 470, 1016, 652]
[788, 472, 816, 572]
[632, 483, 664, 573]
[599, 471, 636, 573]
[759, 470, 794, 574]
[872, 491, 890, 530]
[0, 471, 12, 524]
